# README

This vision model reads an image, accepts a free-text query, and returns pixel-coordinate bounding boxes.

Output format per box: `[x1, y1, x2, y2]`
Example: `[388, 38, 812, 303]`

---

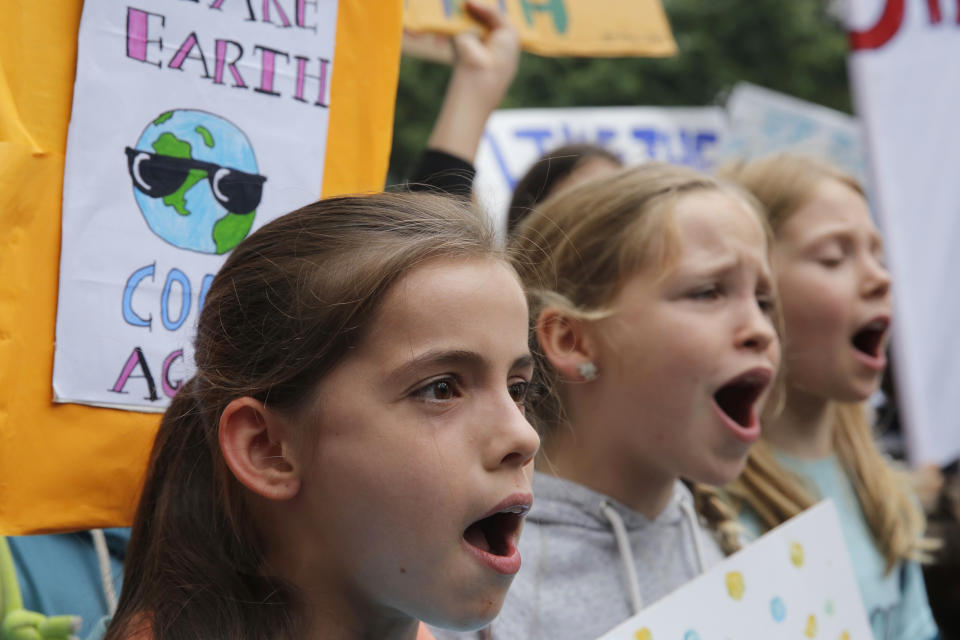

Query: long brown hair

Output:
[511, 163, 767, 554]
[107, 193, 500, 640]
[720, 153, 936, 571]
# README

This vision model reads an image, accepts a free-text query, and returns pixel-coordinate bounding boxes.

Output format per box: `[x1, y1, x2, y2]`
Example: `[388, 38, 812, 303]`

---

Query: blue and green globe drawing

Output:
[126, 109, 267, 255]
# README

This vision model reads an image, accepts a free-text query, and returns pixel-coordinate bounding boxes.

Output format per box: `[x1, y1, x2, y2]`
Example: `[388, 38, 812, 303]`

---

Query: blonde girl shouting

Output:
[723, 154, 939, 640]
[437, 164, 781, 639]
[104, 193, 540, 640]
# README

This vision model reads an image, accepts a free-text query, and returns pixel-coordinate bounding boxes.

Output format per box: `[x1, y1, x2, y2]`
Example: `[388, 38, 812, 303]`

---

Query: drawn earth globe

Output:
[131, 109, 260, 255]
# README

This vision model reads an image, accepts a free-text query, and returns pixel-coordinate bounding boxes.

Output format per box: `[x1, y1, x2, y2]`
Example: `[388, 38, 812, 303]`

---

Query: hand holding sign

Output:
[404, 0, 677, 58]
[428, 1, 520, 163]
[451, 2, 519, 112]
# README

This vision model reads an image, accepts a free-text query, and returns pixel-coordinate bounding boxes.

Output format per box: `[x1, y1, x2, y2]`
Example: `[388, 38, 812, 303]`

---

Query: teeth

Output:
[730, 369, 771, 387]
[864, 319, 887, 330]
[499, 505, 530, 515]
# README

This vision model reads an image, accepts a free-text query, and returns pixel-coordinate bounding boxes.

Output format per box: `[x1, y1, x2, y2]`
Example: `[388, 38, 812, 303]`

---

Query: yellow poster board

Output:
[0, 1, 402, 535]
[403, 0, 676, 58]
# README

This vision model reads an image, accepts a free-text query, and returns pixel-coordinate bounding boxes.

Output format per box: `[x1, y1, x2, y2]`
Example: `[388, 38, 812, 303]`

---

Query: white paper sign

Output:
[598, 501, 872, 640]
[720, 82, 868, 188]
[473, 107, 727, 234]
[846, 0, 960, 466]
[53, 1, 339, 411]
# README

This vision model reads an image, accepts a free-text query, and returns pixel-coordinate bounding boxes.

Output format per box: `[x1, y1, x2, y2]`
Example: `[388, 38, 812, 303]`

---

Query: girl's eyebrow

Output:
[803, 225, 882, 247]
[803, 228, 852, 245]
[388, 350, 533, 384]
[512, 354, 535, 372]
[678, 255, 743, 278]
[674, 254, 773, 286]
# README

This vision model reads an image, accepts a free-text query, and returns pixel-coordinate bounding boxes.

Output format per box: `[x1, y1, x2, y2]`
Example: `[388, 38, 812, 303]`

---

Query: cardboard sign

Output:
[598, 501, 872, 640]
[847, 0, 960, 466]
[403, 0, 676, 57]
[721, 82, 868, 188]
[473, 106, 726, 233]
[0, 1, 402, 533]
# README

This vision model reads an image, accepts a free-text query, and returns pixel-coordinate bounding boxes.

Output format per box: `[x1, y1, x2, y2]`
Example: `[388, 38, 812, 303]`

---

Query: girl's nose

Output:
[488, 399, 540, 471]
[737, 302, 777, 354]
[861, 256, 891, 300]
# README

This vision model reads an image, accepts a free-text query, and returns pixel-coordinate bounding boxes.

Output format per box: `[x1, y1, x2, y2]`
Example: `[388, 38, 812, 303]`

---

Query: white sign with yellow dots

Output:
[598, 500, 872, 640]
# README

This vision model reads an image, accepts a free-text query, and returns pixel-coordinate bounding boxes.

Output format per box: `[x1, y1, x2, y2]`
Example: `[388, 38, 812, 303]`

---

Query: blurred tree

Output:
[388, 0, 851, 184]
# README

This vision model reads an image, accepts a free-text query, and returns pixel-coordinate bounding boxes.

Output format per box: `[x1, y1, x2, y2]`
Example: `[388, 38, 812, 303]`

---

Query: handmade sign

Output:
[847, 0, 960, 466]
[0, 1, 402, 533]
[598, 500, 872, 640]
[720, 82, 868, 188]
[54, 0, 343, 411]
[403, 0, 676, 57]
[473, 106, 725, 233]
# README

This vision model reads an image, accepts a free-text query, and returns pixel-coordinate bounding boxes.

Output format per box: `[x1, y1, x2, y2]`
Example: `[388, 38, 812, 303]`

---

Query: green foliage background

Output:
[388, 0, 851, 183]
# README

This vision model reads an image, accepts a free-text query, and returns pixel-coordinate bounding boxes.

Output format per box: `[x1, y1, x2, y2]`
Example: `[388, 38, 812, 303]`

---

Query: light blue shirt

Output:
[8, 529, 128, 639]
[738, 453, 938, 640]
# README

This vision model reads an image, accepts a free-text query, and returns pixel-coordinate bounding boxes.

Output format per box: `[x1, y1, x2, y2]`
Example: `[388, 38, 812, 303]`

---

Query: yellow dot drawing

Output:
[839, 632, 850, 640]
[790, 541, 805, 567]
[725, 571, 745, 600]
[804, 614, 817, 637]
[634, 628, 652, 640]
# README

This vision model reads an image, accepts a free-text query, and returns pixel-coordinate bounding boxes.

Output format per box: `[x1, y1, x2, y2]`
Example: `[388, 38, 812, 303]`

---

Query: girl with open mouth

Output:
[104, 193, 539, 640]
[434, 163, 781, 640]
[722, 153, 939, 640]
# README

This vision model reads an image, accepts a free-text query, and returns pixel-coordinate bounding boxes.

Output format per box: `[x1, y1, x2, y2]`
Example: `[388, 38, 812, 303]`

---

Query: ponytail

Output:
[107, 378, 298, 640]
[107, 193, 500, 639]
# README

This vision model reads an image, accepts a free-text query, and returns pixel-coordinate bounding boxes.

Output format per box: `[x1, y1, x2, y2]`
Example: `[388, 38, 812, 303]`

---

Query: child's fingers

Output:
[452, 30, 487, 62]
[464, 0, 507, 32]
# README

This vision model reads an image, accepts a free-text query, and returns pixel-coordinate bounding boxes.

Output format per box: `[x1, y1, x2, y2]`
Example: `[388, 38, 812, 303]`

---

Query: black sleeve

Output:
[407, 149, 476, 198]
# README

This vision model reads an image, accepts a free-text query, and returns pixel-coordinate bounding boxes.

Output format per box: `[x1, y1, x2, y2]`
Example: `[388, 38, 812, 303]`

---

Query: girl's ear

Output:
[536, 306, 599, 381]
[219, 397, 301, 501]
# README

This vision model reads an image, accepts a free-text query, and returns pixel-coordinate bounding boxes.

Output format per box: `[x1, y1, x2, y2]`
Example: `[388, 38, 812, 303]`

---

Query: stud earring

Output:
[577, 362, 598, 381]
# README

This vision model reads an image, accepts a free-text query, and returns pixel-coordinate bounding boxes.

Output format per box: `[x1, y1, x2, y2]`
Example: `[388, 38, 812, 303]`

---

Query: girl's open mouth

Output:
[712, 367, 773, 442]
[462, 499, 530, 575]
[851, 317, 889, 369]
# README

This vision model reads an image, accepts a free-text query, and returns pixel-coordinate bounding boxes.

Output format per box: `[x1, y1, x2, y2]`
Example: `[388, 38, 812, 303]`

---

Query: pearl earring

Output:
[578, 362, 598, 381]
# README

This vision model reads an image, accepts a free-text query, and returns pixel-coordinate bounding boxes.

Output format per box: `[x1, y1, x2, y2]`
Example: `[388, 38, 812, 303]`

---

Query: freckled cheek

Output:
[346, 458, 449, 521]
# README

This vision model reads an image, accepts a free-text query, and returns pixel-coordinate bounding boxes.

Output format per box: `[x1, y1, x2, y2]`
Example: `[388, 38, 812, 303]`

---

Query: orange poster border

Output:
[0, 1, 401, 535]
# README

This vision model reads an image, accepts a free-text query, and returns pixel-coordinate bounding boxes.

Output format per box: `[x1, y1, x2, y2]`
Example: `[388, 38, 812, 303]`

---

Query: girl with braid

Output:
[722, 154, 939, 640]
[436, 163, 781, 639]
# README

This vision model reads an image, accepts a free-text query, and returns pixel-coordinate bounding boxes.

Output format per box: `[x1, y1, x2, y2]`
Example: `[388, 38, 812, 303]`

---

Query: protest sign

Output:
[847, 0, 960, 466]
[720, 82, 868, 187]
[403, 0, 676, 57]
[598, 501, 872, 640]
[0, 1, 402, 533]
[473, 106, 726, 233]
[54, 1, 342, 411]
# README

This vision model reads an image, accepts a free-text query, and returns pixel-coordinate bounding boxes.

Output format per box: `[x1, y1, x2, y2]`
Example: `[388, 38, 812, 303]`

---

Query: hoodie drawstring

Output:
[599, 501, 643, 615]
[90, 529, 118, 615]
[678, 493, 708, 575]
[600, 489, 710, 618]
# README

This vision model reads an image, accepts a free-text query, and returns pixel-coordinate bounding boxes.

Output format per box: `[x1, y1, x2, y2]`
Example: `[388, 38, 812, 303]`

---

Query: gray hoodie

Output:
[434, 472, 726, 640]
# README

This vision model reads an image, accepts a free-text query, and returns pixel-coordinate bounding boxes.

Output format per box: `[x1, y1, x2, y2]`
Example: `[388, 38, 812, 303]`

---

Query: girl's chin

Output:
[427, 607, 503, 634]
[696, 455, 749, 487]
[788, 376, 881, 405]
[835, 379, 883, 403]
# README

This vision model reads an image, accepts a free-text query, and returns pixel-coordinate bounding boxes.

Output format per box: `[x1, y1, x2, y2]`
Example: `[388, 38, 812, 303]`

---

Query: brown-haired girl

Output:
[505, 143, 622, 236]
[104, 193, 540, 640]
[437, 164, 780, 639]
[722, 153, 939, 640]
